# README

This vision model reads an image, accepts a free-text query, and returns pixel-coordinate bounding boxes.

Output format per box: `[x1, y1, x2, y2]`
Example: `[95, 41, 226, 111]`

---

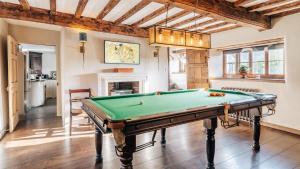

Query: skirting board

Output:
[261, 122, 300, 136]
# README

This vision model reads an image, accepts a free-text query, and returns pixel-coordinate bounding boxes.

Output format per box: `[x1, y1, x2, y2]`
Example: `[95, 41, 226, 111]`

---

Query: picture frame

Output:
[104, 40, 140, 64]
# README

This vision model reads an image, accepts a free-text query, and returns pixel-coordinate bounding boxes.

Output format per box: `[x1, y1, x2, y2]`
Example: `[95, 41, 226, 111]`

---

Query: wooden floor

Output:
[1, 101, 300, 169]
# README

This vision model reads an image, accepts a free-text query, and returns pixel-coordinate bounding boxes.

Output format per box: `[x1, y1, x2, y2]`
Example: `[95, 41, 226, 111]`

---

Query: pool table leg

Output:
[161, 128, 166, 145]
[204, 117, 217, 169]
[253, 115, 261, 151]
[120, 135, 136, 169]
[95, 127, 103, 163]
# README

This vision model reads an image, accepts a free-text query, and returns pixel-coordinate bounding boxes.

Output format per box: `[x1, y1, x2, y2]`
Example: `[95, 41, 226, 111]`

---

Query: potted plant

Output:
[239, 65, 248, 78]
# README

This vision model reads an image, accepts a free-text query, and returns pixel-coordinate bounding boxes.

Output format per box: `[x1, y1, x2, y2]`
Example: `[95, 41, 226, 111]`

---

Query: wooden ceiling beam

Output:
[0, 2, 148, 38]
[249, 0, 284, 12]
[151, 0, 271, 29]
[114, 0, 151, 25]
[131, 5, 171, 27]
[261, 1, 300, 15]
[157, 10, 190, 26]
[272, 7, 300, 18]
[50, 0, 56, 15]
[171, 14, 206, 28]
[185, 18, 218, 30]
[206, 25, 241, 34]
[234, 0, 252, 7]
[75, 0, 89, 18]
[18, 0, 30, 10]
[200, 22, 230, 32]
[97, 0, 120, 20]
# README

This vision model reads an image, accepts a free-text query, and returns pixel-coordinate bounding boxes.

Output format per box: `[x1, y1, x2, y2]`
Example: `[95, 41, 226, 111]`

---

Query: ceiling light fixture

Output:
[149, 1, 211, 50]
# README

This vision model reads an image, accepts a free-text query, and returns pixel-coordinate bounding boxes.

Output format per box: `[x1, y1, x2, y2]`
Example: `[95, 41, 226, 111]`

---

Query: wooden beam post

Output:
[50, 0, 56, 15]
[18, 0, 30, 10]
[75, 0, 89, 18]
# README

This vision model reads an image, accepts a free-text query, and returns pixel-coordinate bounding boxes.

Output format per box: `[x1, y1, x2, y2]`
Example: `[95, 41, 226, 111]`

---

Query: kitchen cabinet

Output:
[46, 80, 56, 99]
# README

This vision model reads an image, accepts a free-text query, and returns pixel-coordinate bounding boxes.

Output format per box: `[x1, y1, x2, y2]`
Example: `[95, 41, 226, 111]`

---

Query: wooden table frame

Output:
[82, 96, 276, 169]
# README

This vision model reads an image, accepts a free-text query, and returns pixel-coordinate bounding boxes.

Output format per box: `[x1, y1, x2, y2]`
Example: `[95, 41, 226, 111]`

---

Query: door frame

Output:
[18, 43, 62, 119]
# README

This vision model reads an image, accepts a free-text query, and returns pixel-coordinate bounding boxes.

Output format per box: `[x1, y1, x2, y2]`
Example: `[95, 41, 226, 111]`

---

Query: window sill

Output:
[210, 77, 285, 83]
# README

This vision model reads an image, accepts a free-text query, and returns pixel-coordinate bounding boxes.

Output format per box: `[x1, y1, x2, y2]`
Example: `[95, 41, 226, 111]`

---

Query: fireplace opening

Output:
[108, 81, 139, 96]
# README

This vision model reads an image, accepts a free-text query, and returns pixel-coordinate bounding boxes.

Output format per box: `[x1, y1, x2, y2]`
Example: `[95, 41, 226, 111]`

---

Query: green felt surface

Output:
[90, 90, 255, 121]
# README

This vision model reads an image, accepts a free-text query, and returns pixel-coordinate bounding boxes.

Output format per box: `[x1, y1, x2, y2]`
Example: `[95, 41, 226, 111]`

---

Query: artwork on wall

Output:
[104, 41, 140, 64]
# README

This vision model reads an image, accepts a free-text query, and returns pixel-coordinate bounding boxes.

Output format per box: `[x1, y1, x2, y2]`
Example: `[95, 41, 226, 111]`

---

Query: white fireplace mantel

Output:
[97, 73, 148, 96]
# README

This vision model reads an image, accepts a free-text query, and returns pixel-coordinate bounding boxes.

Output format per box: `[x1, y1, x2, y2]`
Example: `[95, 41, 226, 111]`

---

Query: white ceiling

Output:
[122, 2, 163, 25]
[28, 0, 50, 9]
[0, 0, 19, 4]
[82, 0, 110, 18]
[103, 0, 141, 22]
[57, 0, 79, 14]
[139, 7, 183, 27]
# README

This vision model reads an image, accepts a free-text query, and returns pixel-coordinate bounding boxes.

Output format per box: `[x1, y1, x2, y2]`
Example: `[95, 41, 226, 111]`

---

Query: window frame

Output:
[223, 44, 285, 79]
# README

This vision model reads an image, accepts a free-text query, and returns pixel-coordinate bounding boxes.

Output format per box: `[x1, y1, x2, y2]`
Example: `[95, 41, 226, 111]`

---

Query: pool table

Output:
[81, 89, 276, 169]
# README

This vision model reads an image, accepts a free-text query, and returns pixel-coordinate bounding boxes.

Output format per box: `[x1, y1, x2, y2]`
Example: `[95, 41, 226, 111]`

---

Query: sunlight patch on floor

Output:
[4, 134, 94, 148]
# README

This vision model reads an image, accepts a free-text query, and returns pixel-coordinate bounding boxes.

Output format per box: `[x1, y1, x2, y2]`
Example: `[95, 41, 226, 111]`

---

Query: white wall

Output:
[0, 19, 8, 139]
[41, 52, 56, 75]
[209, 13, 300, 130]
[60, 28, 169, 125]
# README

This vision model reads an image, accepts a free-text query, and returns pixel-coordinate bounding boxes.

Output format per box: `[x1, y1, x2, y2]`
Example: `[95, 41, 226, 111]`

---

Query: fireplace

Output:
[108, 81, 139, 96]
[97, 73, 148, 96]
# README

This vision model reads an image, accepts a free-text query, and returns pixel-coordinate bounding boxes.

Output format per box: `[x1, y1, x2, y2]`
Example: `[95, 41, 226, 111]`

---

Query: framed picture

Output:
[104, 40, 140, 64]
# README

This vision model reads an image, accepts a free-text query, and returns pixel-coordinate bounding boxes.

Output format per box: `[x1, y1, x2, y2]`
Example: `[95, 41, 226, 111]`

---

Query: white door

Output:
[7, 35, 20, 132]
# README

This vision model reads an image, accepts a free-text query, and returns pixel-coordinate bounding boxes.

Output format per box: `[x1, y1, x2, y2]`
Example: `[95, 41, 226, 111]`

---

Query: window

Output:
[223, 43, 284, 79]
[252, 47, 265, 75]
[226, 54, 236, 74]
[269, 44, 284, 75]
[240, 51, 250, 68]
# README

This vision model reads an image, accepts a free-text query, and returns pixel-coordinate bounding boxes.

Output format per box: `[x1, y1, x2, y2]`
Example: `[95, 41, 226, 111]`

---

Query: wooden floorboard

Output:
[0, 101, 299, 169]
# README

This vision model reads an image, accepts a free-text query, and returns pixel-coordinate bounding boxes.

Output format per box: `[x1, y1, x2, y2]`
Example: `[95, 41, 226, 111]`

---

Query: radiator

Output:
[221, 87, 260, 126]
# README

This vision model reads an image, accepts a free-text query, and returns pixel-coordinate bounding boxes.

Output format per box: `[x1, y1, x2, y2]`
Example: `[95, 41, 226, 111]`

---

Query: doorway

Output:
[168, 48, 187, 90]
[20, 44, 57, 120]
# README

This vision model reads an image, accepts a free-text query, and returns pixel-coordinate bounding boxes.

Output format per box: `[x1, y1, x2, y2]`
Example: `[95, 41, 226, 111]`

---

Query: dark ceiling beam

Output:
[97, 0, 120, 20]
[151, 0, 271, 29]
[0, 2, 148, 38]
[114, 0, 151, 25]
[75, 0, 89, 18]
[18, 0, 30, 10]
